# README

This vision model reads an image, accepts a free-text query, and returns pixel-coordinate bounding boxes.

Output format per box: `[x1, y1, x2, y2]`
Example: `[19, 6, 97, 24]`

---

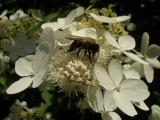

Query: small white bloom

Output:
[94, 59, 150, 116]
[6, 52, 49, 94]
[132, 32, 160, 83]
[105, 31, 148, 64]
[10, 9, 29, 21]
[41, 7, 84, 31]
[5, 32, 36, 60]
[90, 13, 131, 23]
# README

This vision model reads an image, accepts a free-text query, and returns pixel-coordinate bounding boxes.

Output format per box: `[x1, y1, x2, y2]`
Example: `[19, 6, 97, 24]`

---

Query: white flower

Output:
[90, 13, 131, 23]
[94, 59, 150, 116]
[10, 9, 29, 21]
[6, 52, 49, 94]
[132, 32, 160, 83]
[41, 7, 84, 31]
[4, 32, 36, 60]
[105, 31, 148, 64]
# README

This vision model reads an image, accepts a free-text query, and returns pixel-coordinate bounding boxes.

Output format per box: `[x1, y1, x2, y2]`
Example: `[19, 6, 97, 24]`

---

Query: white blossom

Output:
[132, 32, 160, 83]
[94, 59, 150, 116]
[10, 9, 29, 21]
[4, 32, 36, 60]
[6, 52, 49, 94]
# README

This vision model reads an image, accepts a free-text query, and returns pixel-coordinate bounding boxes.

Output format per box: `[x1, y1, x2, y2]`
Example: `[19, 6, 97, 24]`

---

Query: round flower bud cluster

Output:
[55, 60, 94, 96]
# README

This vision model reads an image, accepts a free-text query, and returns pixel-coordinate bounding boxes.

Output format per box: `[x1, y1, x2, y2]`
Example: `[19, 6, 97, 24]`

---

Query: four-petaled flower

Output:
[132, 32, 160, 83]
[6, 52, 49, 94]
[92, 59, 150, 117]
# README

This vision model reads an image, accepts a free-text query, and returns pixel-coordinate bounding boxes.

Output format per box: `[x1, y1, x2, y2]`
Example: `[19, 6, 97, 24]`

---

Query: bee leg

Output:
[77, 47, 83, 59]
[88, 49, 92, 62]
[84, 48, 88, 56]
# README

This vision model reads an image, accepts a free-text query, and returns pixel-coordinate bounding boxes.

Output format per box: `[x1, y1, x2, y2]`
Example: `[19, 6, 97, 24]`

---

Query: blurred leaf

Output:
[90, 0, 98, 4]
[41, 89, 53, 110]
[0, 76, 6, 86]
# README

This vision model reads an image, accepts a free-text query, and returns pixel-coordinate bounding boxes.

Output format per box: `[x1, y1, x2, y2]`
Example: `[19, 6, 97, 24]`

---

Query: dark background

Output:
[0, 0, 160, 120]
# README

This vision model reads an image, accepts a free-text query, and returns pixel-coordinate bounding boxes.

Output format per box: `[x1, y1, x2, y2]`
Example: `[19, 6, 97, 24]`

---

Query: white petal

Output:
[63, 9, 77, 28]
[6, 77, 32, 94]
[38, 28, 56, 54]
[75, 7, 84, 17]
[109, 59, 123, 86]
[104, 91, 117, 112]
[10, 11, 20, 20]
[146, 58, 160, 68]
[54, 29, 71, 44]
[141, 32, 149, 55]
[120, 79, 150, 102]
[124, 69, 140, 79]
[101, 112, 121, 120]
[123, 51, 148, 64]
[94, 64, 115, 90]
[16, 9, 28, 18]
[24, 38, 36, 54]
[32, 69, 47, 88]
[0, 10, 8, 18]
[118, 35, 135, 50]
[15, 55, 35, 76]
[72, 28, 97, 39]
[33, 52, 49, 72]
[113, 91, 137, 117]
[146, 44, 160, 58]
[87, 85, 104, 112]
[68, 22, 77, 33]
[90, 13, 130, 23]
[104, 31, 120, 48]
[133, 101, 149, 111]
[57, 18, 66, 28]
[131, 62, 144, 78]
[143, 64, 154, 83]
[151, 105, 160, 112]
[41, 22, 61, 31]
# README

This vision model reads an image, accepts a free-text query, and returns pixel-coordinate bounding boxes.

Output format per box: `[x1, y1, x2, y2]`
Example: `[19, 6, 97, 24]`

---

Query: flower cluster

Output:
[5, 7, 160, 120]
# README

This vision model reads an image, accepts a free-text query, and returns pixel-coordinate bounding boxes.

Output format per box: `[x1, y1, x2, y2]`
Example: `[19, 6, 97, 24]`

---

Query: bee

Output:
[65, 35, 99, 61]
